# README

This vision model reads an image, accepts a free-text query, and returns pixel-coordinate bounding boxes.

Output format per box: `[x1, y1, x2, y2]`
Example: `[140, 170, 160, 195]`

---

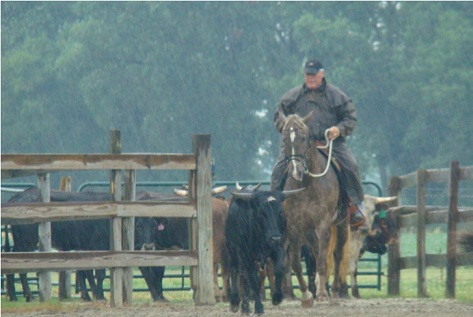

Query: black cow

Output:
[3, 188, 163, 302]
[4, 188, 111, 302]
[223, 187, 302, 315]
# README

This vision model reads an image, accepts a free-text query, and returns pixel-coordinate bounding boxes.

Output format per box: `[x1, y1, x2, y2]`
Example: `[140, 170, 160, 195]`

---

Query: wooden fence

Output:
[387, 161, 473, 298]
[1, 131, 215, 306]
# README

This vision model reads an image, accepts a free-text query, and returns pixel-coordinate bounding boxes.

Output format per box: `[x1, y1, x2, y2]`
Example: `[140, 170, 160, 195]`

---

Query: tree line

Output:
[2, 1, 472, 192]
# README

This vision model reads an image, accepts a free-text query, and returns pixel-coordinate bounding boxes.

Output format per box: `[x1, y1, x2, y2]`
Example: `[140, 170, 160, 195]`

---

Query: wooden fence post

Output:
[189, 158, 198, 296]
[388, 176, 401, 295]
[192, 134, 215, 305]
[58, 176, 72, 300]
[38, 173, 52, 302]
[109, 130, 123, 307]
[123, 169, 136, 304]
[416, 169, 427, 298]
[446, 161, 460, 298]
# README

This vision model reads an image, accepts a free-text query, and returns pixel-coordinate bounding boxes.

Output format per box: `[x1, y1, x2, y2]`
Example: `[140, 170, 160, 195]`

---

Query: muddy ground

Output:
[2, 297, 472, 317]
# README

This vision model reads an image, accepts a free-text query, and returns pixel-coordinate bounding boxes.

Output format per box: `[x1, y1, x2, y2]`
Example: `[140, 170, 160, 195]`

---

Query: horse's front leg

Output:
[315, 228, 330, 303]
[281, 245, 296, 300]
[291, 246, 313, 307]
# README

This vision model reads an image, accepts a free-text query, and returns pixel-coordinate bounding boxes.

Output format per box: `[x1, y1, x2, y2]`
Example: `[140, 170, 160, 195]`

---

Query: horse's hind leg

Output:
[302, 245, 317, 298]
[331, 224, 350, 299]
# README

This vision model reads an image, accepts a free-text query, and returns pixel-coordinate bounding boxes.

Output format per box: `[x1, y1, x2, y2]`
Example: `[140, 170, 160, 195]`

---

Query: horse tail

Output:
[325, 225, 337, 279]
[325, 224, 351, 285]
[339, 226, 351, 282]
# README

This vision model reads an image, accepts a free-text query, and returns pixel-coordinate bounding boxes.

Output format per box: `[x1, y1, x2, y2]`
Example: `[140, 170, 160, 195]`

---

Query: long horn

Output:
[235, 182, 243, 190]
[231, 191, 254, 201]
[247, 183, 262, 191]
[211, 185, 227, 194]
[174, 188, 188, 196]
[282, 188, 305, 197]
[374, 196, 397, 204]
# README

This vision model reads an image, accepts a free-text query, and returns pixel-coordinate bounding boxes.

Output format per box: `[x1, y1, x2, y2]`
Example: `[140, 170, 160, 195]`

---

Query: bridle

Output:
[284, 127, 333, 178]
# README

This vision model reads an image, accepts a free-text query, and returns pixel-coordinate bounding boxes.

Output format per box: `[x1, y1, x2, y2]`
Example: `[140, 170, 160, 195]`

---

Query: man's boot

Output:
[348, 202, 366, 228]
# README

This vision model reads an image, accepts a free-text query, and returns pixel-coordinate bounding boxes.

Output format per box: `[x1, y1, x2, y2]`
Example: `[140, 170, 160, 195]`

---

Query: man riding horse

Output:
[271, 58, 365, 228]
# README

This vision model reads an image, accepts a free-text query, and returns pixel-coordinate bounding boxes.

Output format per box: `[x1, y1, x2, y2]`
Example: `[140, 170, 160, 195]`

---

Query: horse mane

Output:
[283, 114, 310, 134]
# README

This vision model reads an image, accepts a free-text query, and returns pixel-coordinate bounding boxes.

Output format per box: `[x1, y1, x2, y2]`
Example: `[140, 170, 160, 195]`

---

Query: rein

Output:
[306, 129, 333, 177]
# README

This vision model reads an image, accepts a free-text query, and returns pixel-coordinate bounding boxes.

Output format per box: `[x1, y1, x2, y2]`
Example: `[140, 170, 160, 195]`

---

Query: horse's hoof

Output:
[230, 304, 239, 313]
[301, 297, 314, 308]
[271, 292, 283, 306]
[316, 295, 329, 303]
[300, 290, 313, 307]
[154, 294, 169, 302]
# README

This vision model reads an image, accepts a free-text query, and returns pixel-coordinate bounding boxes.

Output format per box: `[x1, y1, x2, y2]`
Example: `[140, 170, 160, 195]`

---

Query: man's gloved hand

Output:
[328, 126, 340, 140]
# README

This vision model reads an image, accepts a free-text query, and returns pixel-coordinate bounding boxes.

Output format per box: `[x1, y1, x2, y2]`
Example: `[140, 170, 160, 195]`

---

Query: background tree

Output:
[2, 2, 472, 192]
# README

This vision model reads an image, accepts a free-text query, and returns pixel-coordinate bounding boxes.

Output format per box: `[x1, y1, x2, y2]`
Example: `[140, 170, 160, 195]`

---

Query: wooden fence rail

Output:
[1, 132, 215, 306]
[387, 161, 473, 298]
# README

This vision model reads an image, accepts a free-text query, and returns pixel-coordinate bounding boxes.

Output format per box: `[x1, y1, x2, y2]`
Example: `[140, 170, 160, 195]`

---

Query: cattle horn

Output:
[247, 183, 262, 191]
[364, 195, 397, 204]
[211, 185, 227, 194]
[174, 188, 188, 196]
[175, 186, 227, 196]
[235, 182, 261, 191]
[231, 191, 254, 201]
[282, 187, 305, 197]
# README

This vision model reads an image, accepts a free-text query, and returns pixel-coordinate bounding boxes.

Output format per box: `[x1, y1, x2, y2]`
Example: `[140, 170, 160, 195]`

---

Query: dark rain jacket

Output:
[271, 78, 364, 203]
[273, 79, 356, 141]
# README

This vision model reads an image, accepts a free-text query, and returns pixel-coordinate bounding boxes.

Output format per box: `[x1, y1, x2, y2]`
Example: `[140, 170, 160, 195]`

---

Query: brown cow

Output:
[344, 195, 398, 298]
[173, 186, 229, 302]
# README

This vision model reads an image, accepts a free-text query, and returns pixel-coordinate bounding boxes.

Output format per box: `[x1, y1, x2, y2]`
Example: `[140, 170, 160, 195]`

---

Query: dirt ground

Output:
[2, 297, 472, 317]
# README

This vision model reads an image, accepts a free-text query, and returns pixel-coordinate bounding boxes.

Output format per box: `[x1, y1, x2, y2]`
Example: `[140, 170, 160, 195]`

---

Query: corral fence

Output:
[387, 161, 473, 298]
[2, 180, 386, 298]
[1, 131, 215, 306]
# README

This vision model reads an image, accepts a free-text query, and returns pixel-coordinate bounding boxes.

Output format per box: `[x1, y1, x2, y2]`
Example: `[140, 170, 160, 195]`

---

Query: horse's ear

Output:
[303, 111, 314, 123]
[278, 110, 287, 122]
